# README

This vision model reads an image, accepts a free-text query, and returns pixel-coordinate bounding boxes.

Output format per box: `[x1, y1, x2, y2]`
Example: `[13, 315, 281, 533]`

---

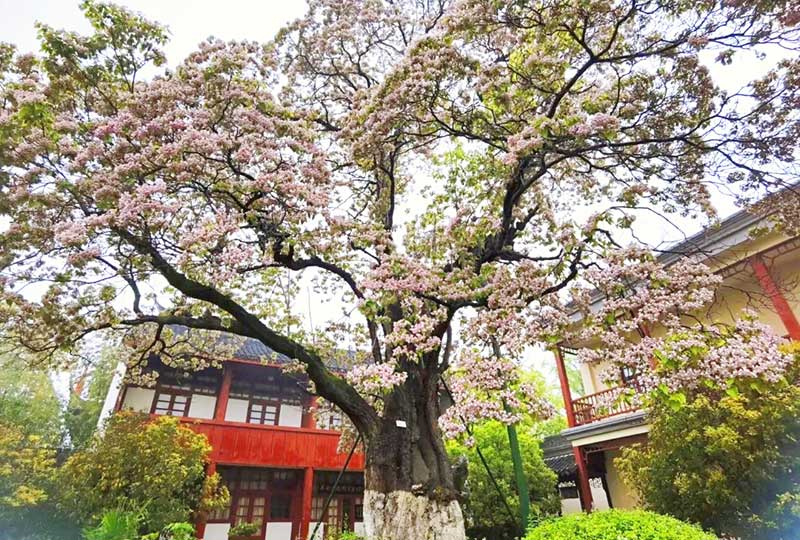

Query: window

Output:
[327, 411, 344, 430]
[354, 497, 363, 521]
[234, 495, 266, 526]
[272, 470, 297, 488]
[211, 467, 300, 530]
[208, 501, 230, 522]
[152, 392, 190, 416]
[620, 365, 638, 385]
[313, 496, 363, 537]
[270, 494, 291, 520]
[558, 482, 579, 499]
[325, 498, 341, 534]
[239, 469, 270, 491]
[158, 369, 220, 395]
[247, 401, 279, 425]
[311, 496, 325, 521]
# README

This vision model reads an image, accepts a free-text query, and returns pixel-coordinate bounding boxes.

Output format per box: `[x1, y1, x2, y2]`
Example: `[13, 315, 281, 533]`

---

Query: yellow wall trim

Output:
[570, 424, 650, 447]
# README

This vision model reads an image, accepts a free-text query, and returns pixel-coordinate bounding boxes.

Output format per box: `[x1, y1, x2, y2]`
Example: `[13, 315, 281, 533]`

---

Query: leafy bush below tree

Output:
[447, 418, 561, 540]
[57, 412, 228, 532]
[616, 343, 800, 539]
[525, 510, 717, 540]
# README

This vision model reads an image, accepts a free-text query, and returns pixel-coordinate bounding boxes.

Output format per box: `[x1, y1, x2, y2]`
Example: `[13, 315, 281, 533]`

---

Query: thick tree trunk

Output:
[360, 371, 466, 540]
[363, 490, 465, 540]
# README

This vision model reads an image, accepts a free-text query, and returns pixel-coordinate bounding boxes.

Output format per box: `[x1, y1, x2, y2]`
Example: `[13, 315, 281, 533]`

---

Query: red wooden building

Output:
[104, 336, 365, 540]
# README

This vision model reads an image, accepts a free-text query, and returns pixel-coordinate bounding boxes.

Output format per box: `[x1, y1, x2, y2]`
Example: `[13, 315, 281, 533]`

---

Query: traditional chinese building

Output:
[545, 204, 800, 512]
[101, 337, 365, 540]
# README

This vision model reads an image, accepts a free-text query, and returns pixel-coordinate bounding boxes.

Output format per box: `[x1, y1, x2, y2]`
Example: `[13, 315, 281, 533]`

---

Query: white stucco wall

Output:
[354, 522, 365, 537]
[561, 497, 582, 515]
[121, 387, 155, 413]
[278, 404, 303, 428]
[203, 523, 230, 540]
[97, 362, 127, 430]
[591, 477, 610, 510]
[188, 394, 217, 419]
[605, 449, 639, 509]
[559, 480, 610, 514]
[265, 522, 292, 540]
[308, 523, 324, 540]
[225, 398, 249, 422]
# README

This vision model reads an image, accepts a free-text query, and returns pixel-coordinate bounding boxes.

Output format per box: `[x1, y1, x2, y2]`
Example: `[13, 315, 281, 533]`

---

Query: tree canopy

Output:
[1, 1, 799, 536]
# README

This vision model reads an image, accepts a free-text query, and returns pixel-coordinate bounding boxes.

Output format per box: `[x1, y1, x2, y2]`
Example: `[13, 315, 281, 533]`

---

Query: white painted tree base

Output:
[363, 490, 466, 540]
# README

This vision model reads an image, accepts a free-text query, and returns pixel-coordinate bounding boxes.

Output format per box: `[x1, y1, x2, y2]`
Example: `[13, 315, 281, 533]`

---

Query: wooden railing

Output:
[571, 378, 645, 426]
[180, 418, 365, 470]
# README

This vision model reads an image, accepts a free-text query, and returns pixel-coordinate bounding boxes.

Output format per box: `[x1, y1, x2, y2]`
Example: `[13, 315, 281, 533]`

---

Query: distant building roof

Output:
[542, 434, 578, 480]
[570, 184, 800, 317]
[168, 325, 354, 371]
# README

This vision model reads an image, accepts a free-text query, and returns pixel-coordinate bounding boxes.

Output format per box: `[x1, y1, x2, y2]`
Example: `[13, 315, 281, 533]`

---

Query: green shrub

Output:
[615, 343, 800, 539]
[525, 510, 717, 540]
[228, 522, 260, 538]
[82, 508, 143, 540]
[58, 412, 228, 532]
[140, 522, 195, 540]
[337, 531, 364, 540]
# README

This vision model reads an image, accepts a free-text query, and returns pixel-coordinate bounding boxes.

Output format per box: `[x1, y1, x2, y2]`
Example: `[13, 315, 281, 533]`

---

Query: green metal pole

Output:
[491, 337, 532, 533]
[507, 422, 531, 532]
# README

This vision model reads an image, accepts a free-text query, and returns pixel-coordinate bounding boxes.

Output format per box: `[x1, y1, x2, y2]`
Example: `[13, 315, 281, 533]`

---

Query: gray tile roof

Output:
[168, 325, 353, 371]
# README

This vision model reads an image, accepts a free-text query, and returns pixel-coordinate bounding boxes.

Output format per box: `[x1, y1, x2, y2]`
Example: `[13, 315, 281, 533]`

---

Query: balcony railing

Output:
[181, 417, 366, 470]
[571, 378, 645, 426]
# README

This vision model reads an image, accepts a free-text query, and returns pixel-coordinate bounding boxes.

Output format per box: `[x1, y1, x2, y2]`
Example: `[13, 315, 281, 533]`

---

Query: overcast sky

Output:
[0, 0, 308, 65]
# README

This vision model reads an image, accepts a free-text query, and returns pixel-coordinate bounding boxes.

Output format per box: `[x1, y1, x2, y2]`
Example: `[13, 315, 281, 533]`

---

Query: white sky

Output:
[0, 0, 309, 67]
[1, 1, 789, 391]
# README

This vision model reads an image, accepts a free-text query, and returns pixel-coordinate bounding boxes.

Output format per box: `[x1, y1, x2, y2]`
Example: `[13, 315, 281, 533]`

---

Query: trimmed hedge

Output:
[526, 509, 717, 540]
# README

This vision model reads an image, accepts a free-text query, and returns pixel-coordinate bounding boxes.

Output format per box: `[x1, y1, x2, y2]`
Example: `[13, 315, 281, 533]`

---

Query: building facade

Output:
[102, 338, 365, 540]
[546, 207, 800, 512]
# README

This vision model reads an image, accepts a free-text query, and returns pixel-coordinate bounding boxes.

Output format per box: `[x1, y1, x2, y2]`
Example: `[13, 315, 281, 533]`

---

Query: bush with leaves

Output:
[140, 522, 195, 540]
[57, 412, 228, 532]
[336, 531, 365, 540]
[0, 421, 80, 540]
[615, 342, 800, 539]
[525, 510, 716, 540]
[82, 508, 143, 540]
[228, 522, 260, 538]
[447, 418, 561, 540]
[0, 422, 55, 509]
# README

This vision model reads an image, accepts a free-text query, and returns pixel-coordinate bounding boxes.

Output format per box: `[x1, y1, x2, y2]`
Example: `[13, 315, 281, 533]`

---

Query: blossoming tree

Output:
[1, 1, 799, 538]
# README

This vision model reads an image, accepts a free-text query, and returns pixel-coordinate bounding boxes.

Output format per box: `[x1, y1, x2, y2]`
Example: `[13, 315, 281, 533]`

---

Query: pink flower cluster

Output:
[573, 249, 791, 394]
[439, 348, 555, 439]
[346, 362, 408, 395]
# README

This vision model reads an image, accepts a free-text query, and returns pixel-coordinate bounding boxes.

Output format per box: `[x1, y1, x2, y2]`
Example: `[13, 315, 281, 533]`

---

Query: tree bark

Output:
[363, 491, 465, 540]
[361, 373, 466, 540]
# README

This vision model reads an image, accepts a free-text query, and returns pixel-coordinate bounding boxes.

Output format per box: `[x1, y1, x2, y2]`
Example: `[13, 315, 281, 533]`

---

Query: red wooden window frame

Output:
[246, 399, 281, 426]
[208, 467, 301, 539]
[151, 390, 192, 417]
[233, 493, 267, 528]
[311, 494, 363, 536]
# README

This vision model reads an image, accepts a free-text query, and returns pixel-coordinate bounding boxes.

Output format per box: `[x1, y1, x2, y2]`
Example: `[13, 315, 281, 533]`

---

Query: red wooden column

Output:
[299, 467, 314, 540]
[214, 364, 234, 422]
[573, 447, 593, 512]
[302, 396, 319, 429]
[554, 346, 577, 428]
[195, 461, 217, 539]
[555, 347, 592, 511]
[750, 254, 800, 340]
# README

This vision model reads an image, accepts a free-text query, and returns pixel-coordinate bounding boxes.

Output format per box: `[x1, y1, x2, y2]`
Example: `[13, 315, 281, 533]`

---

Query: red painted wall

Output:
[183, 418, 365, 470]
